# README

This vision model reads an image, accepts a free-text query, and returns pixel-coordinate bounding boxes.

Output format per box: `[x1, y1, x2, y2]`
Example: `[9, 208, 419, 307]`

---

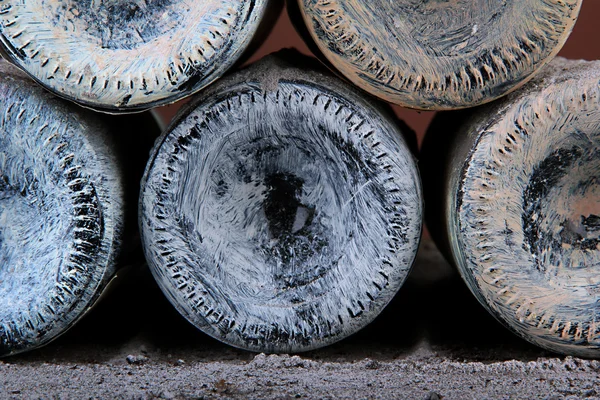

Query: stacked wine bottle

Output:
[0, 0, 598, 359]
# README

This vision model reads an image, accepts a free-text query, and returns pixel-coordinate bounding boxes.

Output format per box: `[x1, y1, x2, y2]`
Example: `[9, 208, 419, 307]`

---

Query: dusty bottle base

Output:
[139, 52, 423, 353]
[423, 58, 600, 357]
[296, 0, 581, 110]
[0, 0, 274, 113]
[0, 60, 124, 356]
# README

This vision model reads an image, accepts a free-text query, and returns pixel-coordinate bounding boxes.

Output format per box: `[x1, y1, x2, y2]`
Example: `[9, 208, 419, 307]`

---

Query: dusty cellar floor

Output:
[1, 240, 599, 399]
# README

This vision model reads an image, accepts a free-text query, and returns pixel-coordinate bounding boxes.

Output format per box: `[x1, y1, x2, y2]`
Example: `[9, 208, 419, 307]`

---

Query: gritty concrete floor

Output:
[2, 241, 598, 399]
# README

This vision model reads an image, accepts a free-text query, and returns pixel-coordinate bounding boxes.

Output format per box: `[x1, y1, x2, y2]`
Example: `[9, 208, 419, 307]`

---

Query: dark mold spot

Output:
[55, 0, 178, 51]
[264, 173, 308, 239]
[523, 148, 580, 253]
[522, 147, 600, 267]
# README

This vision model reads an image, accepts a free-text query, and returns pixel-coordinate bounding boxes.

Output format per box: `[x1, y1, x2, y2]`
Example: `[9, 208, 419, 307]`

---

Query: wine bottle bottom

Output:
[140, 54, 423, 352]
[450, 59, 600, 357]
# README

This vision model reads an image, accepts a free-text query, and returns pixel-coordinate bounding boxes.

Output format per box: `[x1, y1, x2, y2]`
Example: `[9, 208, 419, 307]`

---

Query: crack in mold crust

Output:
[0, 60, 123, 357]
[0, 0, 271, 112]
[298, 0, 581, 110]
[139, 54, 423, 353]
[430, 58, 600, 357]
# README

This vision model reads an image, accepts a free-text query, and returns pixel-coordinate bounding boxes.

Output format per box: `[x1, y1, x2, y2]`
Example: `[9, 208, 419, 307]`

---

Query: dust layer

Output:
[1, 353, 600, 399]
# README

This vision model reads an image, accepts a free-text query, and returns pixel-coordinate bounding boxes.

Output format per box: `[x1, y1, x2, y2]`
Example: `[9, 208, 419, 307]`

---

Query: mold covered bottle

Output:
[0, 0, 281, 113]
[0, 59, 158, 356]
[139, 51, 423, 353]
[422, 58, 600, 357]
[291, 0, 581, 110]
